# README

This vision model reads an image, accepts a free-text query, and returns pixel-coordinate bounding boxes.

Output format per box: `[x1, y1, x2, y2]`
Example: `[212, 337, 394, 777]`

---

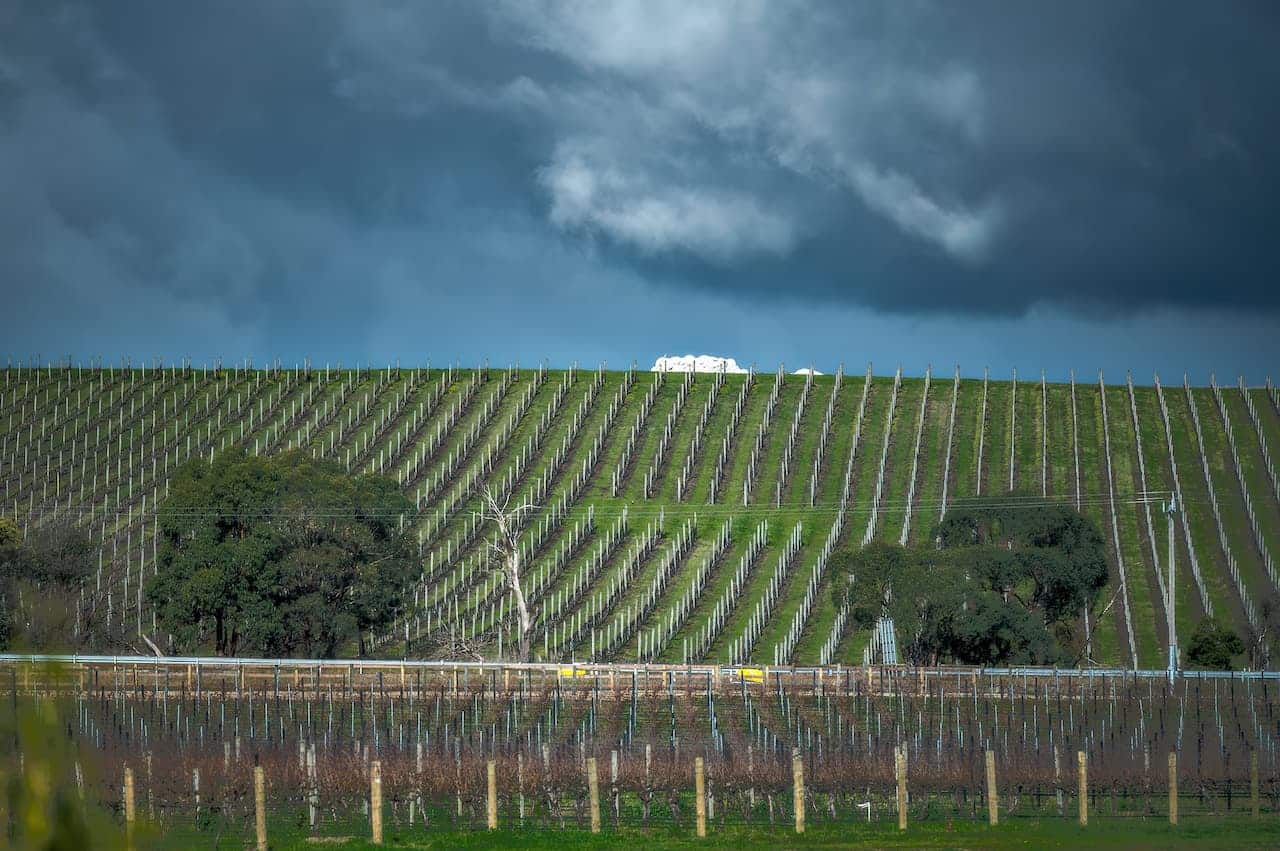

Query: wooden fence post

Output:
[1053, 743, 1063, 815]
[124, 766, 136, 851]
[792, 751, 805, 834]
[1077, 751, 1088, 827]
[307, 743, 318, 829]
[518, 752, 526, 823]
[487, 759, 498, 830]
[695, 756, 707, 837]
[254, 765, 266, 851]
[371, 760, 384, 845]
[1251, 751, 1259, 819]
[587, 756, 601, 834]
[1168, 751, 1178, 826]
[986, 750, 998, 825]
[896, 746, 908, 830]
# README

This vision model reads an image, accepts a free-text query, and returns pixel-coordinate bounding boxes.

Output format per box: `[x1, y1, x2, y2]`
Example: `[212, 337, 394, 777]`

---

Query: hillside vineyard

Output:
[4, 360, 1279, 669]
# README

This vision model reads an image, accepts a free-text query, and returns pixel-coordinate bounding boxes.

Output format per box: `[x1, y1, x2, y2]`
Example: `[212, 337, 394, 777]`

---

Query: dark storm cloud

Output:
[1, 0, 1278, 367]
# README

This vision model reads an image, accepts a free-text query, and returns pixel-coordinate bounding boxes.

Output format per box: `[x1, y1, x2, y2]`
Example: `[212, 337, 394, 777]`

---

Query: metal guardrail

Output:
[1, 653, 1276, 681]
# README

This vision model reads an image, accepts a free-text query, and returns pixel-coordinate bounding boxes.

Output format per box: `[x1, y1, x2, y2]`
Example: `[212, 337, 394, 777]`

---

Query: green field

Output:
[3, 364, 1278, 667]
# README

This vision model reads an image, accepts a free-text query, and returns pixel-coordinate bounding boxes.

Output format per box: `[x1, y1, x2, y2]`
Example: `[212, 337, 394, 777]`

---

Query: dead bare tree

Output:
[479, 485, 539, 662]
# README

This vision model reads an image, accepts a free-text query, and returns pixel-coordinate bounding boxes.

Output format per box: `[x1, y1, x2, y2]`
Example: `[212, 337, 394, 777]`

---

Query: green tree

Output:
[0, 517, 21, 550]
[146, 451, 416, 657]
[831, 543, 1053, 666]
[1185, 616, 1244, 670]
[0, 518, 95, 652]
[831, 499, 1109, 666]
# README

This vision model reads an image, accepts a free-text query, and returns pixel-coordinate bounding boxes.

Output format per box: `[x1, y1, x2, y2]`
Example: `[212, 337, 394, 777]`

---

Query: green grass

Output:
[1103, 385, 1162, 667]
[1131, 386, 1203, 646]
[1191, 388, 1273, 609]
[874, 378, 925, 543]
[1073, 381, 1123, 667]
[1163, 385, 1249, 630]
[149, 811, 1280, 849]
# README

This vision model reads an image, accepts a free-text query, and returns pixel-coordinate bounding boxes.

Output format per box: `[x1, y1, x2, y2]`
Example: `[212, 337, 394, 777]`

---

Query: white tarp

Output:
[650, 354, 750, 373]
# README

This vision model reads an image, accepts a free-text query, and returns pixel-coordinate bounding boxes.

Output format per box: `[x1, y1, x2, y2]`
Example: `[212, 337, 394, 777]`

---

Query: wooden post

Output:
[254, 766, 266, 851]
[124, 766, 136, 851]
[695, 756, 707, 837]
[1077, 751, 1088, 827]
[307, 743, 318, 829]
[896, 746, 908, 830]
[518, 752, 526, 823]
[1053, 743, 1063, 815]
[487, 759, 498, 830]
[793, 751, 805, 834]
[371, 760, 384, 844]
[1251, 751, 1259, 819]
[986, 750, 998, 825]
[1168, 751, 1178, 825]
[587, 756, 601, 834]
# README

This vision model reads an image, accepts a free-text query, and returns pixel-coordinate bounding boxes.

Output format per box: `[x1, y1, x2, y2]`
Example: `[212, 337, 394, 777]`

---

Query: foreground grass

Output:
[153, 814, 1280, 850]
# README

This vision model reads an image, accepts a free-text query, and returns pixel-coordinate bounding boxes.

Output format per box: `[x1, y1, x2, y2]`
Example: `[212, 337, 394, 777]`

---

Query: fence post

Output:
[611, 749, 620, 821]
[1168, 751, 1178, 825]
[1053, 744, 1063, 815]
[307, 743, 318, 829]
[518, 751, 526, 823]
[588, 756, 601, 834]
[1251, 751, 1259, 819]
[986, 750, 998, 826]
[792, 750, 805, 834]
[487, 759, 498, 830]
[371, 760, 384, 845]
[254, 765, 266, 851]
[695, 756, 707, 837]
[1078, 751, 1088, 827]
[124, 766, 136, 851]
[896, 746, 908, 830]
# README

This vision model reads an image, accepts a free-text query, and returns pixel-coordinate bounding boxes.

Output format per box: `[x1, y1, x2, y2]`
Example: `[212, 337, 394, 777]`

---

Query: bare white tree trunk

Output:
[481, 486, 538, 662]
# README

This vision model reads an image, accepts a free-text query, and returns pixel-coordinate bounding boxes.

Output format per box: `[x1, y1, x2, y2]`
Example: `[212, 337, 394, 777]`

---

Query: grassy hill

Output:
[3, 362, 1278, 668]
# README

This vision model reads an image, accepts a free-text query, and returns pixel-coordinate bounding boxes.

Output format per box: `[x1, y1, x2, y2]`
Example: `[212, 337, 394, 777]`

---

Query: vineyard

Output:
[3, 658, 1279, 847]
[3, 360, 1280, 669]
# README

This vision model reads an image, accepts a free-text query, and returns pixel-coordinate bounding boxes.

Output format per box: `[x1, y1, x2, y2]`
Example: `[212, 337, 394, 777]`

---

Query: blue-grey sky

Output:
[2, 1, 1279, 383]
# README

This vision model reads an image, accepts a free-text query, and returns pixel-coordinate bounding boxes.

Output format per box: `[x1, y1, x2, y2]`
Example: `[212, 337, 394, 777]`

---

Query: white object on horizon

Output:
[793, 367, 824, 376]
[650, 354, 749, 374]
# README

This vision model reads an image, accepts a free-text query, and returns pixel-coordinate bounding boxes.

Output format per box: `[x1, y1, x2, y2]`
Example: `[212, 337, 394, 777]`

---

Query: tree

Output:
[147, 451, 416, 657]
[479, 486, 538, 662]
[0, 517, 95, 652]
[1186, 616, 1244, 670]
[830, 499, 1110, 666]
[831, 543, 1052, 666]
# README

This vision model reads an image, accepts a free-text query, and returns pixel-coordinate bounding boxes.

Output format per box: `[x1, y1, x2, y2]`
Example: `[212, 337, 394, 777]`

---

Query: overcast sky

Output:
[3, 1, 1279, 382]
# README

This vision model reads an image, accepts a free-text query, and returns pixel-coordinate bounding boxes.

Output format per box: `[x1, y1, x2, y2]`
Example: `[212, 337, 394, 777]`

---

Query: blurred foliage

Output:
[2, 664, 129, 850]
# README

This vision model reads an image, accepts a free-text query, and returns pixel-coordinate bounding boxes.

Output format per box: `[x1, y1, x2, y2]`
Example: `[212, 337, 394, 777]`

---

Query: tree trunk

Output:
[509, 559, 533, 662]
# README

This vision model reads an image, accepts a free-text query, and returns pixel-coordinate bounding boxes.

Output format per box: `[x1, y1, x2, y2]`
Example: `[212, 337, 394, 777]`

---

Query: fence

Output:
[3, 657, 1279, 842]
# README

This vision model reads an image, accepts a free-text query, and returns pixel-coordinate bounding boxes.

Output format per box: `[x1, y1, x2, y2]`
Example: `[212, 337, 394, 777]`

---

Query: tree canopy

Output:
[1185, 616, 1244, 670]
[830, 497, 1110, 666]
[146, 451, 416, 657]
[0, 517, 96, 652]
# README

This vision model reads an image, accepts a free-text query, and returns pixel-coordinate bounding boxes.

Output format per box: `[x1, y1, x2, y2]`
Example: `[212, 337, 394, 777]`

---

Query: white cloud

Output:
[539, 148, 796, 261]
[485, 1, 1000, 262]
[846, 164, 1001, 260]
[328, 2, 1002, 263]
